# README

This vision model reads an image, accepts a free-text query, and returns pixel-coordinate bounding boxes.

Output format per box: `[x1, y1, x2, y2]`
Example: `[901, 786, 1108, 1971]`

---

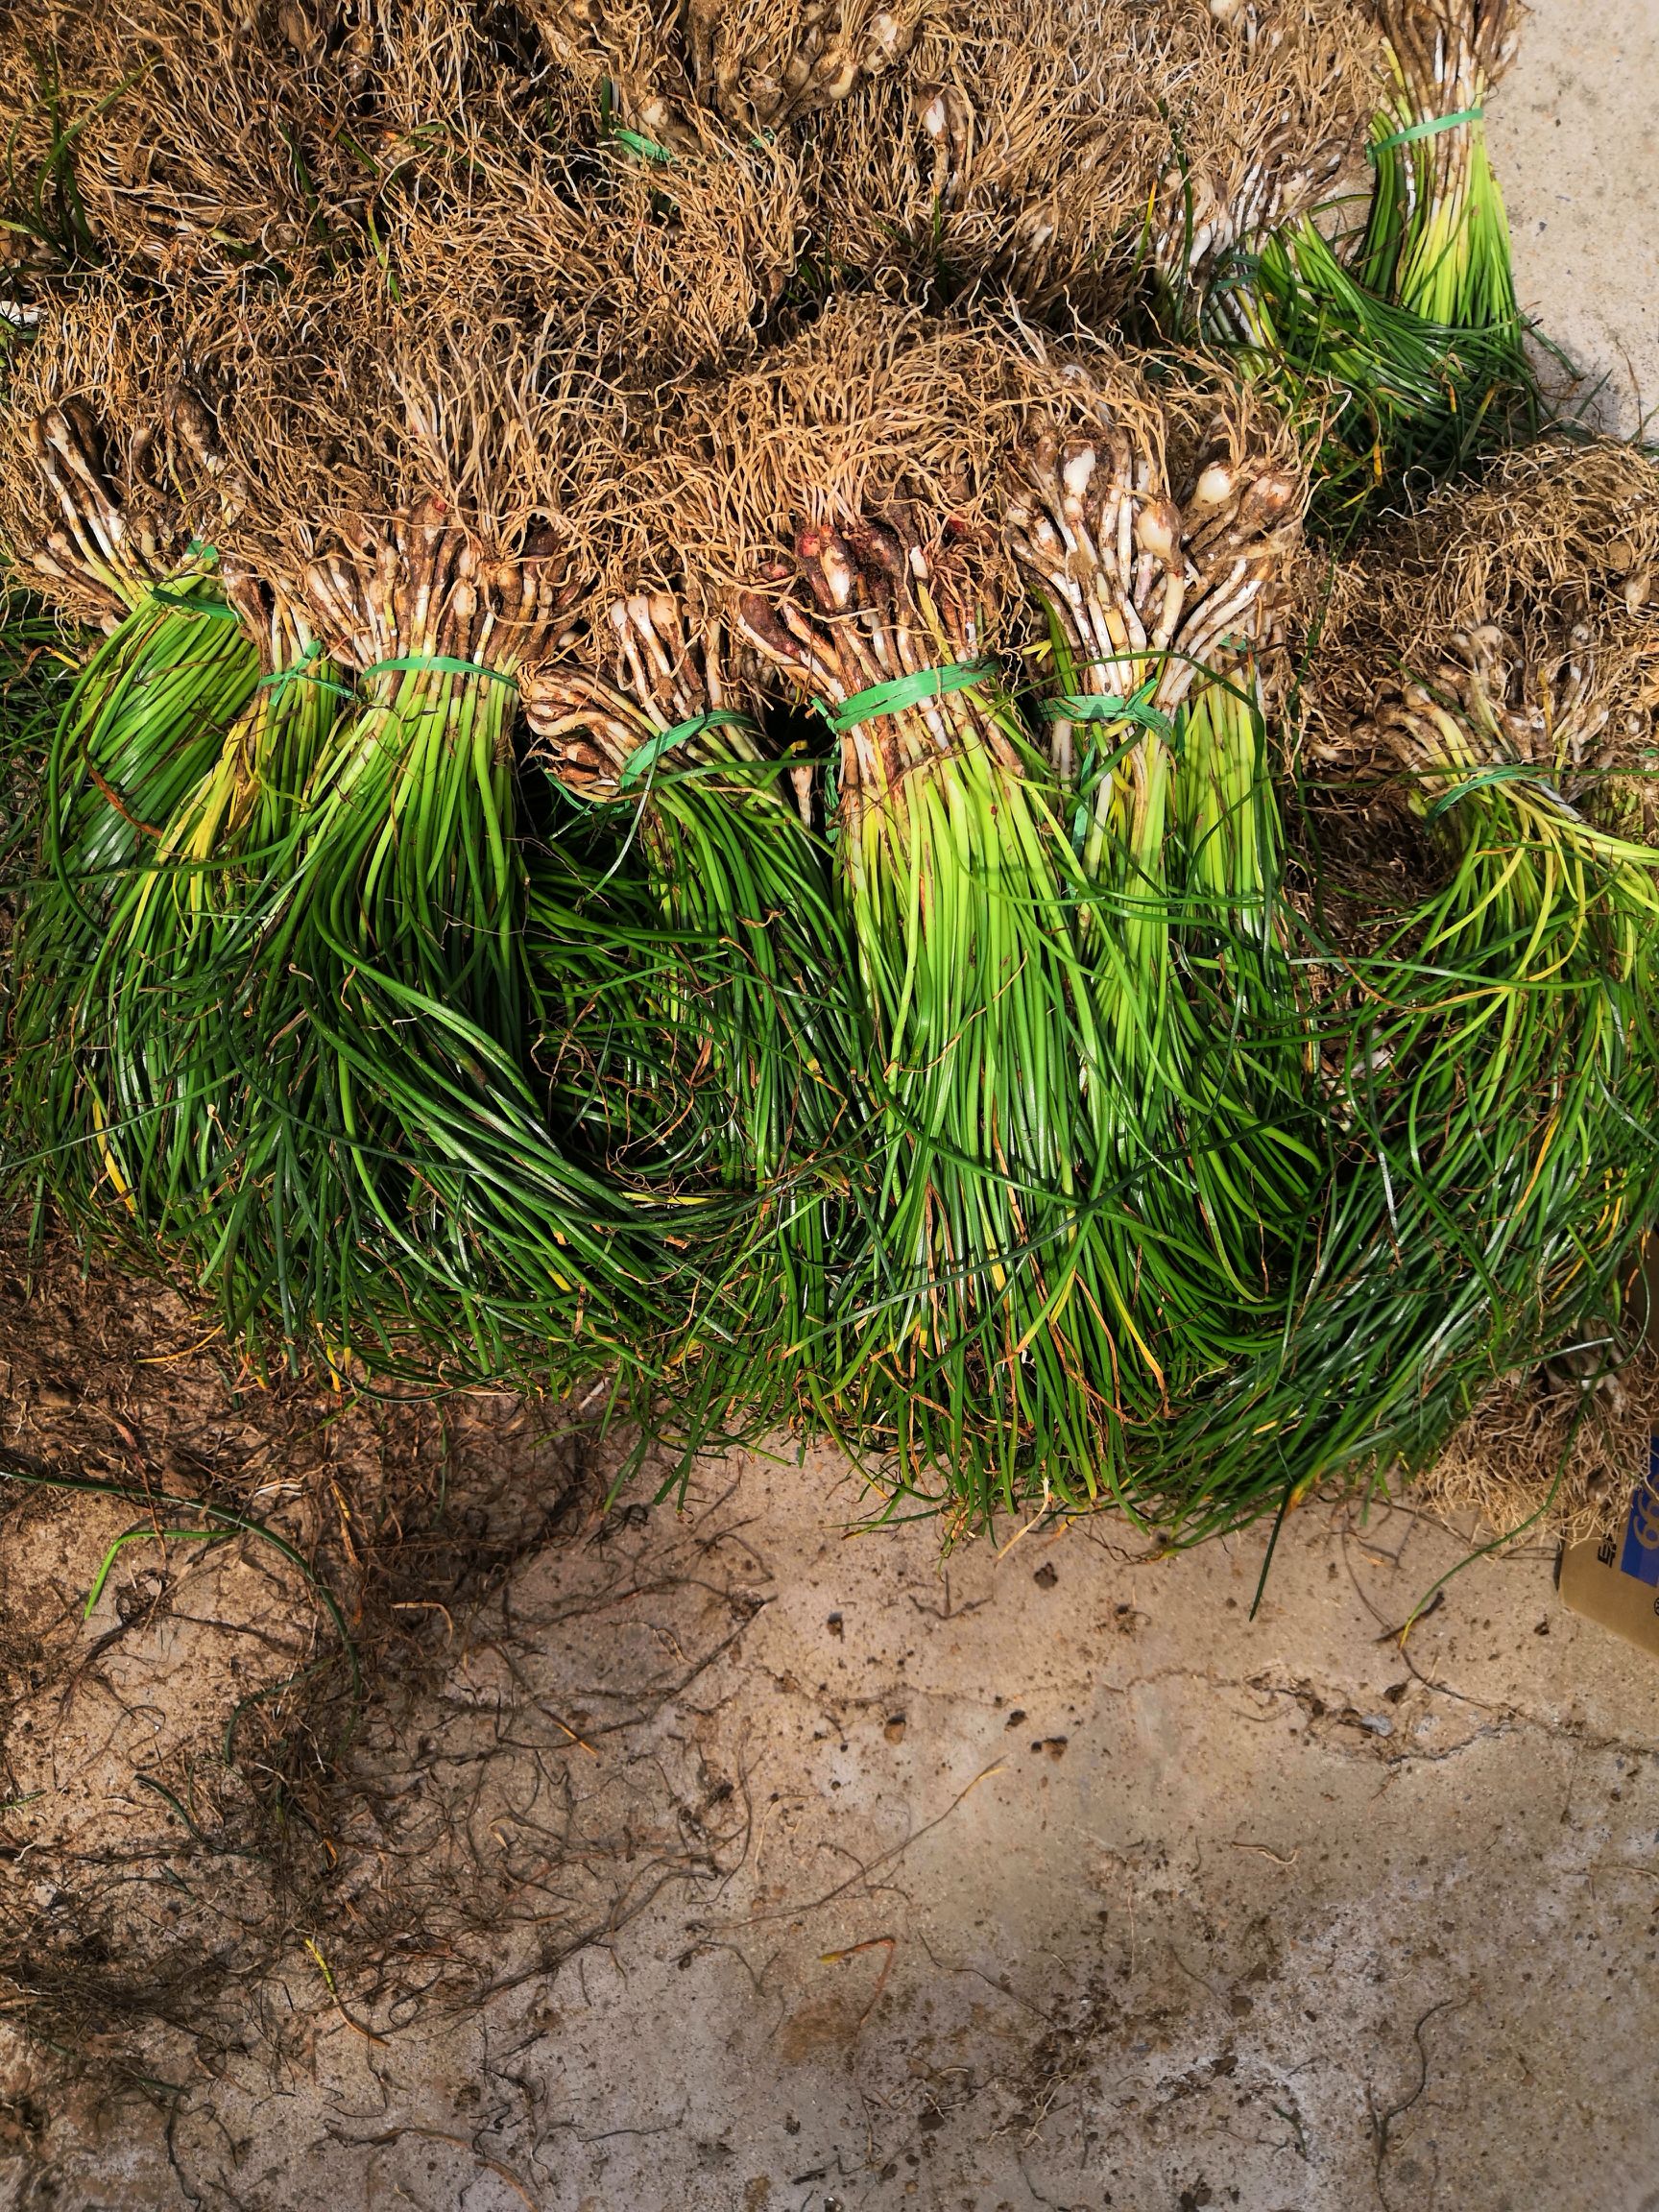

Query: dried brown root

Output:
[1364, 0, 1524, 103]
[522, 589, 762, 801]
[0, 0, 387, 290]
[0, 1, 799, 380]
[524, 0, 930, 135]
[1416, 1344, 1654, 1549]
[809, 0, 1384, 314]
[1303, 436, 1659, 835]
[0, 286, 216, 627]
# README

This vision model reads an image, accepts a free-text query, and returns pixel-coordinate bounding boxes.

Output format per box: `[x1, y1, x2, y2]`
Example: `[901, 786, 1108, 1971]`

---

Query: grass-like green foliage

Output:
[0, 580, 76, 887]
[533, 732, 870, 1444]
[150, 655, 717, 1384]
[1204, 43, 1538, 531]
[6, 574, 264, 1230]
[1145, 723, 1659, 1544]
[824, 691, 1122, 1518]
[1214, 214, 1539, 531]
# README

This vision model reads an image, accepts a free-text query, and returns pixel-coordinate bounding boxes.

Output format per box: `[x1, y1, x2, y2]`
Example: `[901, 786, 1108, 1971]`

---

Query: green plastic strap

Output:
[256, 644, 356, 701]
[1040, 687, 1175, 742]
[1370, 107, 1483, 157]
[150, 585, 243, 620]
[820, 660, 993, 735]
[616, 709, 758, 790]
[359, 653, 518, 691]
[599, 76, 675, 165]
[1425, 760, 1546, 819]
[611, 124, 674, 165]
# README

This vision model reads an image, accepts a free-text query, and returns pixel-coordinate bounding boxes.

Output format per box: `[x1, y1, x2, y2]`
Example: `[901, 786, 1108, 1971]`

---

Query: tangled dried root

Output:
[525, 0, 932, 134]
[0, 1, 800, 375]
[0, 0, 393, 291]
[385, 120, 805, 380]
[0, 284, 212, 627]
[1364, 0, 1524, 99]
[661, 294, 1306, 703]
[1416, 1339, 1657, 1547]
[1307, 436, 1659, 836]
[808, 0, 1383, 315]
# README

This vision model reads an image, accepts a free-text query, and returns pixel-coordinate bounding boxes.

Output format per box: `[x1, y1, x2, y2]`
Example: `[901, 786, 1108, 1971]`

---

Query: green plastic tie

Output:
[599, 76, 675, 166]
[616, 709, 758, 790]
[611, 124, 675, 165]
[1369, 107, 1483, 158]
[185, 539, 219, 562]
[359, 653, 518, 692]
[256, 643, 356, 701]
[819, 660, 993, 735]
[1040, 685, 1175, 743]
[150, 585, 243, 620]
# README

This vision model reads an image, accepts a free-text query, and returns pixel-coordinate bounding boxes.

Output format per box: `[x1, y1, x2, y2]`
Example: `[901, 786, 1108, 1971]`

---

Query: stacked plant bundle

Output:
[4, 0, 1656, 1563]
[518, 548, 869, 1429]
[1313, 436, 1659, 841]
[1004, 381, 1327, 1461]
[1141, 435, 1659, 1540]
[1212, 0, 1536, 525]
[0, 286, 760, 1397]
[0, 336, 270, 1245]
[662, 303, 1324, 1521]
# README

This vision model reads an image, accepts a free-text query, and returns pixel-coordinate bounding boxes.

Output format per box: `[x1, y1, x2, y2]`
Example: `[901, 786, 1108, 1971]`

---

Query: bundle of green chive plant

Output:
[1001, 379, 1332, 1519]
[663, 302, 1330, 1527]
[1139, 442, 1659, 1545]
[1206, 0, 1538, 529]
[0, 396, 269, 1239]
[519, 555, 872, 1437]
[0, 295, 745, 1407]
[4, 0, 1656, 1565]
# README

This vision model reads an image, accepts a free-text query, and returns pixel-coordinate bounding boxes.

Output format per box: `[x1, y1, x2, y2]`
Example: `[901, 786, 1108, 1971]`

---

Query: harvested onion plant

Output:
[520, 578, 866, 1425]
[670, 308, 1317, 1516]
[204, 491, 673, 1376]
[0, 401, 272, 1239]
[736, 500, 1126, 1509]
[1312, 435, 1659, 843]
[1002, 391, 1329, 1483]
[1162, 640, 1659, 1540]
[521, 582, 856, 1190]
[1213, 0, 1534, 523]
[673, 311, 1118, 1504]
[1145, 452, 1659, 1540]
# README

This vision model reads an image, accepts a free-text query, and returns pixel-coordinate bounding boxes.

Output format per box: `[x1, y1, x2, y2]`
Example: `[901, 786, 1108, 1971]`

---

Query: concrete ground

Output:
[1489, 0, 1659, 439]
[4, 5, 1658, 2209]
[13, 1455, 1659, 2212]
